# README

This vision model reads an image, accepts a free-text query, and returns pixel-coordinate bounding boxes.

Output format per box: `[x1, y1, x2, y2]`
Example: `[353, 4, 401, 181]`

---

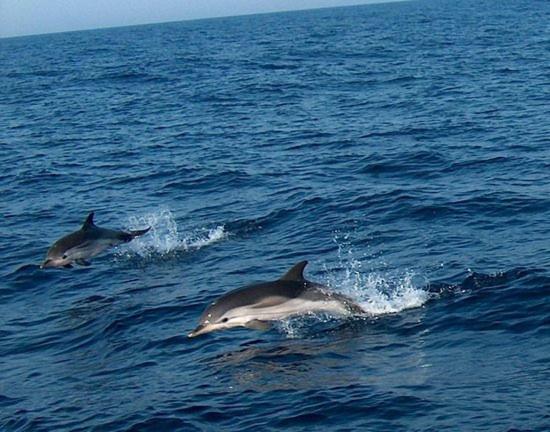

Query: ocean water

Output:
[1, 0, 549, 430]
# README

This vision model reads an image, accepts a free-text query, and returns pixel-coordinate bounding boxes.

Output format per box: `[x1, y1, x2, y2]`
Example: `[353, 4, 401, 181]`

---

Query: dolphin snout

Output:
[40, 259, 51, 269]
[188, 324, 208, 338]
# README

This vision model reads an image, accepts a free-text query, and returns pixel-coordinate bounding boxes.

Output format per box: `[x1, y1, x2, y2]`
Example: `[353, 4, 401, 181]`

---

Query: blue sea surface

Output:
[1, 0, 549, 430]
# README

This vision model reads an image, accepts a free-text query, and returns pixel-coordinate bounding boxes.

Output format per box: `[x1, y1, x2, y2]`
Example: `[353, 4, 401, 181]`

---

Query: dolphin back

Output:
[47, 230, 87, 257]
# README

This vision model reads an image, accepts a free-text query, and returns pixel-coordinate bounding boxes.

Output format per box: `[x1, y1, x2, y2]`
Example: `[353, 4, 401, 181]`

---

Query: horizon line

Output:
[0, 0, 408, 40]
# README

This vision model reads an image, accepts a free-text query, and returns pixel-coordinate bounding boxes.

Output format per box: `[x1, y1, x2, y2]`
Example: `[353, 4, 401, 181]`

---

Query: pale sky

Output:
[0, 0, 401, 38]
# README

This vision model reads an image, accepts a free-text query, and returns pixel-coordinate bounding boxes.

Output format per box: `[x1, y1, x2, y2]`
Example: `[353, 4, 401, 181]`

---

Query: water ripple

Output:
[1, 1, 549, 431]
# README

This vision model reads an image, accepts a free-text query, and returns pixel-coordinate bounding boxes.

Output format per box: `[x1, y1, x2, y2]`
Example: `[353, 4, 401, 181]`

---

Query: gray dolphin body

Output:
[41, 212, 150, 268]
[188, 261, 365, 337]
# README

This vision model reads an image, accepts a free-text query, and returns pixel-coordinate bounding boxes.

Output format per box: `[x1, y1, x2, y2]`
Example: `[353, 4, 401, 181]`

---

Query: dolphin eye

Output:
[221, 318, 229, 323]
[62, 254, 68, 259]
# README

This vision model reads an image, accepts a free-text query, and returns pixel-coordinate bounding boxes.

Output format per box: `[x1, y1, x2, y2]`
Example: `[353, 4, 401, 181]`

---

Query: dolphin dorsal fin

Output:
[280, 260, 308, 281]
[82, 212, 96, 230]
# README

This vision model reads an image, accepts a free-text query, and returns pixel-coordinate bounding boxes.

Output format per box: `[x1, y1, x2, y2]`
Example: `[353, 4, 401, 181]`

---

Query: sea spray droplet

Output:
[278, 262, 430, 338]
[355, 271, 430, 315]
[117, 209, 227, 259]
[127, 209, 181, 255]
[321, 265, 429, 317]
[182, 226, 227, 250]
[325, 232, 431, 315]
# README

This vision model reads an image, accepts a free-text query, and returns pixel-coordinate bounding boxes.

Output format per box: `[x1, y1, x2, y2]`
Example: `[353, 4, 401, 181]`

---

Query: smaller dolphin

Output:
[41, 212, 150, 268]
[188, 260, 365, 337]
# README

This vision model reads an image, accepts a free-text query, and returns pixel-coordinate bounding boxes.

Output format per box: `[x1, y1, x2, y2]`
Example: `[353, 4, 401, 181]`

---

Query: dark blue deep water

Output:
[1, 0, 549, 430]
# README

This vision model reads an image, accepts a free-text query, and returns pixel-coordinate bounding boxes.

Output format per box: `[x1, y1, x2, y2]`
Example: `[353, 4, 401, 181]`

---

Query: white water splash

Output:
[279, 237, 430, 337]
[117, 209, 227, 258]
[332, 268, 429, 315]
[324, 237, 430, 316]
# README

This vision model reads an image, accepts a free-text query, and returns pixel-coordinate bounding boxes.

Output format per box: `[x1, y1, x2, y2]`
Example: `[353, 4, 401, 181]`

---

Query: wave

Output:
[115, 209, 227, 259]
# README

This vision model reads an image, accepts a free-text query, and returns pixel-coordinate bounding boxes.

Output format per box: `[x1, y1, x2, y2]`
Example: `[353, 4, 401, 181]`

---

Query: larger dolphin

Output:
[188, 261, 365, 337]
[41, 212, 150, 268]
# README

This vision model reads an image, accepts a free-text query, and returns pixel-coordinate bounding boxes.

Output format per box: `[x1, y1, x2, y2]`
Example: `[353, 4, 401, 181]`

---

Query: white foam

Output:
[337, 270, 429, 315]
[279, 239, 430, 337]
[186, 225, 227, 249]
[117, 209, 227, 258]
[323, 239, 430, 316]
